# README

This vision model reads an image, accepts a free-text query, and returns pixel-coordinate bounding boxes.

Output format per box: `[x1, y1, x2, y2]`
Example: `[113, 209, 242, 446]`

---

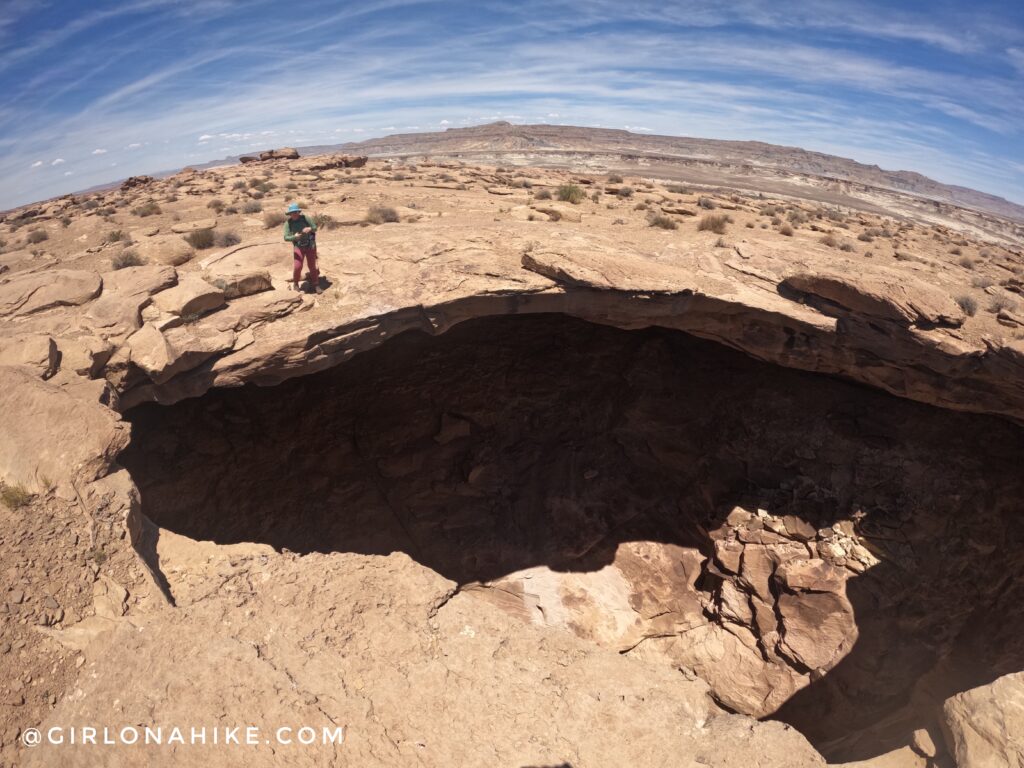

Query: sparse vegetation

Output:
[989, 295, 1019, 314]
[133, 201, 162, 217]
[557, 184, 586, 204]
[242, 201, 263, 214]
[183, 228, 216, 249]
[286, 181, 298, 190]
[263, 211, 286, 228]
[971, 275, 995, 288]
[313, 213, 337, 230]
[950, 246, 963, 256]
[616, 186, 634, 198]
[649, 214, 678, 230]
[958, 256, 976, 269]
[214, 230, 240, 248]
[698, 214, 730, 235]
[839, 242, 855, 252]
[955, 295, 978, 316]
[112, 249, 144, 269]
[1, 482, 32, 510]
[365, 206, 400, 224]
[207, 198, 226, 212]
[820, 234, 838, 248]
[535, 189, 552, 200]
[607, 174, 623, 184]
[105, 229, 126, 243]
[714, 237, 728, 248]
[232, 180, 247, 190]
[26, 229, 48, 244]
[779, 224, 794, 237]
[698, 196, 716, 210]
[857, 232, 873, 242]
[665, 184, 688, 194]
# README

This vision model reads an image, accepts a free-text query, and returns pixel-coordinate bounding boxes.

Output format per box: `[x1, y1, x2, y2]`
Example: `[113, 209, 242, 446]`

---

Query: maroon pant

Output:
[293, 244, 318, 285]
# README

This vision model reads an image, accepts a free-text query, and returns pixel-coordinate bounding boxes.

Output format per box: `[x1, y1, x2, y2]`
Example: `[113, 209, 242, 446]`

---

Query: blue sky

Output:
[1, 0, 1023, 210]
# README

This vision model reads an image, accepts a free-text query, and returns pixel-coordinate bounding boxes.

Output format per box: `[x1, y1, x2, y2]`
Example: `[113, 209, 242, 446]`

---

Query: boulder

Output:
[307, 154, 367, 171]
[0, 365, 129, 492]
[201, 269, 273, 300]
[56, 336, 114, 378]
[132, 234, 195, 266]
[0, 269, 102, 317]
[782, 268, 965, 327]
[259, 147, 299, 161]
[239, 156, 259, 164]
[128, 322, 235, 385]
[0, 334, 58, 378]
[119, 175, 154, 190]
[103, 265, 177, 299]
[170, 218, 217, 234]
[151, 274, 226, 318]
[942, 671, 1024, 767]
[530, 203, 583, 223]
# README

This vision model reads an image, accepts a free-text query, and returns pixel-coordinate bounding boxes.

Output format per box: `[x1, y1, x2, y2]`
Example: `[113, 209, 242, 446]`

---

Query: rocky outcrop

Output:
[119, 175, 154, 190]
[942, 672, 1024, 767]
[306, 153, 368, 171]
[0, 270, 102, 318]
[258, 146, 299, 161]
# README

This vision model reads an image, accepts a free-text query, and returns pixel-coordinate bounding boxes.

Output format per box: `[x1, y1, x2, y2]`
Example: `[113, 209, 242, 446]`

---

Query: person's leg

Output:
[292, 246, 303, 289]
[307, 247, 319, 291]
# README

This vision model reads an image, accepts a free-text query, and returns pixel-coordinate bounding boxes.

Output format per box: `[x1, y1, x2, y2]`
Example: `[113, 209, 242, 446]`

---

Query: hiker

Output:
[283, 202, 321, 293]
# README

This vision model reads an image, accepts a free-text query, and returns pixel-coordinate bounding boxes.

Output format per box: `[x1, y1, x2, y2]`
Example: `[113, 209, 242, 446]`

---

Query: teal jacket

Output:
[283, 214, 317, 243]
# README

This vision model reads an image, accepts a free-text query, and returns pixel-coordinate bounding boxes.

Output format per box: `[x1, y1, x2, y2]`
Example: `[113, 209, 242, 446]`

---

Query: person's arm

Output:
[305, 215, 317, 234]
[283, 220, 297, 242]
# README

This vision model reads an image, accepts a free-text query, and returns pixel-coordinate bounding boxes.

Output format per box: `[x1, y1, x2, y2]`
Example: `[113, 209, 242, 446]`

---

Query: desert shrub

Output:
[133, 201, 161, 217]
[989, 295, 1019, 313]
[105, 229, 126, 243]
[649, 215, 677, 230]
[263, 211, 286, 228]
[557, 184, 586, 204]
[60, 216, 72, 228]
[511, 178, 533, 188]
[535, 189, 552, 200]
[591, 191, 600, 203]
[950, 246, 963, 256]
[391, 172, 406, 181]
[112, 249, 144, 269]
[634, 202, 647, 210]
[616, 186, 634, 198]
[820, 234, 838, 248]
[183, 228, 215, 249]
[698, 214, 730, 235]
[248, 178, 272, 192]
[857, 232, 873, 242]
[971, 275, 995, 288]
[607, 174, 624, 184]
[26, 229, 48, 243]
[82, 199, 100, 210]
[284, 181, 298, 190]
[1, 482, 32, 510]
[214, 230, 240, 247]
[365, 206, 399, 224]
[895, 251, 912, 261]
[698, 196, 716, 210]
[313, 213, 337, 230]
[788, 211, 807, 225]
[242, 201, 263, 214]
[839, 242, 855, 252]
[779, 224, 794, 237]
[224, 206, 238, 214]
[232, 180, 247, 190]
[956, 295, 978, 316]
[760, 205, 779, 216]
[745, 222, 755, 228]
[714, 237, 728, 248]
[958, 256, 975, 269]
[207, 198, 225, 212]
[666, 184, 688, 194]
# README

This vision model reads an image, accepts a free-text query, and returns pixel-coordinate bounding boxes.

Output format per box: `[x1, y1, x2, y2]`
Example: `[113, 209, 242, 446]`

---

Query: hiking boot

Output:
[315, 285, 324, 295]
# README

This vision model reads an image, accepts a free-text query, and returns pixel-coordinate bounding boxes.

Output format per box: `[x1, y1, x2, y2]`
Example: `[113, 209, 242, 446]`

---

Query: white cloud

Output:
[126, 142, 142, 149]
[439, 119, 450, 125]
[51, 158, 65, 165]
[1009, 48, 1024, 76]
[92, 148, 107, 154]
[30, 160, 42, 168]
[198, 134, 214, 141]
[64, 171, 73, 176]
